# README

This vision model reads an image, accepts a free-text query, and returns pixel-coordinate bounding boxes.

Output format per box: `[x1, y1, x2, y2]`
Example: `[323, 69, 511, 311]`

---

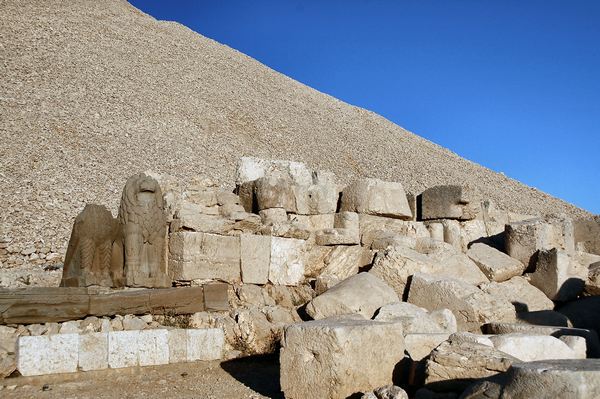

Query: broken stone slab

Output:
[467, 243, 525, 282]
[529, 248, 587, 301]
[415, 238, 488, 283]
[235, 157, 314, 186]
[280, 317, 405, 399]
[232, 308, 279, 355]
[168, 231, 241, 283]
[408, 273, 515, 332]
[420, 185, 482, 221]
[586, 261, 600, 296]
[17, 334, 79, 376]
[0, 351, 15, 378]
[361, 385, 409, 399]
[314, 245, 374, 294]
[404, 333, 452, 361]
[306, 273, 399, 320]
[240, 234, 271, 285]
[574, 217, 600, 255]
[374, 302, 457, 334]
[79, 332, 108, 371]
[505, 218, 571, 268]
[479, 276, 554, 313]
[254, 176, 297, 212]
[293, 183, 338, 215]
[186, 328, 224, 361]
[341, 178, 412, 219]
[489, 333, 583, 362]
[288, 214, 335, 231]
[315, 212, 360, 245]
[269, 237, 306, 286]
[259, 208, 288, 225]
[359, 214, 430, 247]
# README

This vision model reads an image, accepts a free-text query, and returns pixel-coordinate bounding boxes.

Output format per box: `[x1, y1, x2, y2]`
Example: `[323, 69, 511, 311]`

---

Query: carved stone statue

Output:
[118, 173, 170, 287]
[60, 204, 124, 287]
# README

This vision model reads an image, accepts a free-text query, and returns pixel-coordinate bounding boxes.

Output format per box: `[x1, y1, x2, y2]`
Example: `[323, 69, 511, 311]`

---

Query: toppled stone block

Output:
[269, 237, 306, 286]
[420, 185, 481, 221]
[314, 245, 374, 293]
[236, 157, 314, 186]
[467, 243, 525, 282]
[505, 218, 569, 267]
[359, 215, 430, 246]
[17, 334, 79, 376]
[479, 276, 554, 313]
[108, 330, 139, 369]
[574, 217, 600, 255]
[187, 328, 225, 361]
[529, 248, 587, 301]
[259, 208, 288, 224]
[306, 273, 399, 319]
[254, 176, 296, 212]
[489, 333, 583, 362]
[79, 332, 108, 371]
[408, 273, 515, 332]
[232, 308, 279, 355]
[280, 317, 405, 399]
[586, 261, 600, 295]
[404, 333, 452, 361]
[240, 234, 271, 284]
[341, 178, 412, 219]
[139, 329, 169, 366]
[316, 212, 360, 245]
[169, 232, 241, 282]
[293, 183, 338, 215]
[374, 302, 457, 334]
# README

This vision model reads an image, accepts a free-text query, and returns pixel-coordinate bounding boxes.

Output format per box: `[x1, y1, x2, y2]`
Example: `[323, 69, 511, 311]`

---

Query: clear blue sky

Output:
[129, 0, 600, 214]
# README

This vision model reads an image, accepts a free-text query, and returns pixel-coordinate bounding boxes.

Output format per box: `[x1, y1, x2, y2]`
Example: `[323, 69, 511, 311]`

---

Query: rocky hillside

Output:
[0, 0, 591, 264]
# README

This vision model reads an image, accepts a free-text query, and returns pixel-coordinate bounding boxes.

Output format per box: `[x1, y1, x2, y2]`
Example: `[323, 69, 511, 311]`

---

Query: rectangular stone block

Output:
[405, 333, 451, 361]
[341, 178, 412, 219]
[420, 184, 481, 220]
[18, 334, 78, 376]
[168, 329, 188, 364]
[288, 214, 335, 231]
[138, 329, 169, 366]
[108, 330, 139, 368]
[240, 234, 271, 284]
[269, 237, 306, 286]
[203, 282, 229, 311]
[293, 183, 338, 215]
[169, 232, 241, 282]
[187, 328, 225, 361]
[79, 332, 108, 371]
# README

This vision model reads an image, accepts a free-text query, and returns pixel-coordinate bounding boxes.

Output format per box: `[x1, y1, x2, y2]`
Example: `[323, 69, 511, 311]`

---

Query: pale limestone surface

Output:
[254, 176, 296, 212]
[479, 276, 554, 312]
[138, 329, 169, 366]
[404, 333, 451, 361]
[240, 234, 271, 284]
[359, 215, 430, 247]
[236, 157, 314, 186]
[489, 334, 582, 362]
[269, 237, 306, 286]
[167, 329, 188, 364]
[293, 183, 338, 215]
[187, 328, 225, 361]
[306, 273, 399, 320]
[467, 243, 525, 282]
[17, 334, 79, 376]
[505, 218, 563, 267]
[374, 302, 457, 334]
[314, 245, 374, 294]
[529, 248, 587, 301]
[108, 330, 139, 369]
[341, 178, 412, 219]
[280, 317, 405, 399]
[78, 332, 108, 371]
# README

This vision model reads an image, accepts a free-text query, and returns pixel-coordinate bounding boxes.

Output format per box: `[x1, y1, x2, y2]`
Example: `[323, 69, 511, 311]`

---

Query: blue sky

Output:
[129, 0, 600, 214]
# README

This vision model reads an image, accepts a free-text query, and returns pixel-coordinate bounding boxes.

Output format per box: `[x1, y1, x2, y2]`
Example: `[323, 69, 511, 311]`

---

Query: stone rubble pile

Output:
[1, 156, 600, 398]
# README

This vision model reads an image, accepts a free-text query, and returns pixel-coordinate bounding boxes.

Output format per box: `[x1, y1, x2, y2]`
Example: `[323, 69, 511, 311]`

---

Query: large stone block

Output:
[407, 273, 515, 332]
[138, 329, 169, 366]
[187, 328, 225, 361]
[108, 330, 139, 369]
[236, 157, 314, 186]
[269, 237, 306, 286]
[374, 302, 457, 334]
[467, 243, 525, 282]
[505, 218, 569, 267]
[479, 276, 554, 313]
[79, 332, 108, 371]
[315, 245, 374, 293]
[529, 248, 587, 301]
[306, 273, 399, 319]
[240, 234, 271, 284]
[169, 231, 241, 282]
[341, 178, 412, 219]
[254, 176, 297, 212]
[168, 329, 188, 364]
[280, 317, 405, 399]
[489, 333, 583, 362]
[359, 214, 430, 247]
[17, 334, 79, 376]
[420, 185, 481, 221]
[404, 333, 451, 361]
[293, 183, 338, 215]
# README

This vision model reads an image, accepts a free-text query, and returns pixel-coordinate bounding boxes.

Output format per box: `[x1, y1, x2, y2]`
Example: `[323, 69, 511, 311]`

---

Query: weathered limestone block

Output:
[280, 317, 405, 399]
[408, 273, 515, 332]
[187, 328, 224, 361]
[529, 248, 587, 301]
[427, 222, 445, 242]
[479, 276, 554, 312]
[560, 336, 588, 359]
[293, 183, 338, 215]
[109, 330, 139, 368]
[574, 217, 600, 255]
[138, 329, 169, 366]
[259, 207, 288, 225]
[370, 232, 417, 250]
[236, 157, 314, 186]
[171, 207, 233, 234]
[167, 329, 188, 364]
[359, 215, 430, 247]
[254, 176, 296, 212]
[17, 334, 79, 376]
[315, 246, 374, 293]
[61, 204, 123, 288]
[505, 218, 566, 267]
[341, 178, 412, 219]
[0, 351, 15, 378]
[169, 231, 241, 282]
[374, 302, 457, 334]
[306, 273, 399, 319]
[269, 237, 306, 286]
[420, 185, 482, 221]
[416, 239, 488, 283]
[586, 261, 600, 295]
[232, 308, 279, 355]
[118, 173, 170, 288]
[404, 333, 452, 361]
[362, 385, 409, 399]
[467, 243, 525, 282]
[240, 234, 271, 285]
[316, 212, 360, 245]
[489, 333, 583, 362]
[79, 332, 108, 371]
[288, 214, 335, 231]
[0, 325, 18, 354]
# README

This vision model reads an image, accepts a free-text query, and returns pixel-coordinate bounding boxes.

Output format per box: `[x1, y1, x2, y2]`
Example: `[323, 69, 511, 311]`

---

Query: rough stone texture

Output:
[586, 261, 600, 296]
[341, 178, 412, 219]
[404, 333, 451, 361]
[306, 273, 399, 320]
[169, 231, 241, 282]
[293, 183, 338, 215]
[359, 215, 430, 247]
[374, 302, 457, 334]
[108, 330, 139, 369]
[479, 276, 554, 313]
[420, 185, 482, 221]
[187, 328, 225, 361]
[315, 228, 360, 246]
[408, 273, 515, 332]
[138, 329, 169, 366]
[0, 351, 16, 378]
[529, 248, 587, 301]
[269, 237, 306, 286]
[489, 333, 582, 362]
[280, 317, 405, 399]
[78, 332, 108, 371]
[362, 385, 409, 399]
[574, 217, 600, 255]
[505, 218, 567, 267]
[236, 157, 314, 187]
[314, 245, 374, 293]
[240, 234, 271, 284]
[254, 176, 296, 212]
[17, 334, 79, 376]
[167, 329, 188, 364]
[467, 243, 525, 282]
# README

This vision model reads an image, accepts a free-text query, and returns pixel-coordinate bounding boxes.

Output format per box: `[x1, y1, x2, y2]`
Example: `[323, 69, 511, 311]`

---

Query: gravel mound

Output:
[0, 0, 591, 266]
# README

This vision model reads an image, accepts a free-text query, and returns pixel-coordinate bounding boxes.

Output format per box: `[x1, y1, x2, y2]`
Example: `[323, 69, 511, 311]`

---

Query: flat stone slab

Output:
[17, 334, 79, 376]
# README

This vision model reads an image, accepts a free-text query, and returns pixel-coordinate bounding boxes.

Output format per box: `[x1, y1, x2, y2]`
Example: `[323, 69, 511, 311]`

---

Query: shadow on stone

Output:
[220, 354, 284, 399]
